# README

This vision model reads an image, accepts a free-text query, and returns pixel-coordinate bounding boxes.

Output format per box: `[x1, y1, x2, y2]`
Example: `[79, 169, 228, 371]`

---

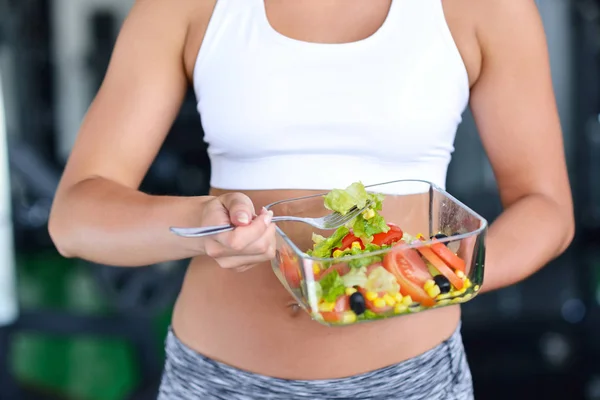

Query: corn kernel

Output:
[394, 293, 404, 303]
[474, 285, 480, 292]
[365, 291, 378, 301]
[450, 287, 467, 297]
[374, 298, 387, 309]
[313, 264, 321, 275]
[345, 287, 357, 296]
[394, 304, 408, 314]
[436, 299, 451, 307]
[319, 302, 336, 312]
[383, 293, 396, 306]
[424, 279, 436, 291]
[426, 285, 441, 298]
[437, 293, 451, 300]
[332, 249, 343, 258]
[362, 209, 376, 219]
[416, 233, 425, 240]
[351, 241, 362, 250]
[342, 311, 357, 324]
[464, 279, 472, 289]
[402, 295, 413, 306]
[456, 270, 465, 279]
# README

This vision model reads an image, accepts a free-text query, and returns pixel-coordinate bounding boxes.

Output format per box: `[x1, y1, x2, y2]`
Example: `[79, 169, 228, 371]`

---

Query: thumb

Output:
[218, 192, 257, 226]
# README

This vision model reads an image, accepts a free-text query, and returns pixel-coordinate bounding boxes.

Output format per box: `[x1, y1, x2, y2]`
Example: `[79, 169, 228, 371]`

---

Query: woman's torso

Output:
[173, 0, 482, 380]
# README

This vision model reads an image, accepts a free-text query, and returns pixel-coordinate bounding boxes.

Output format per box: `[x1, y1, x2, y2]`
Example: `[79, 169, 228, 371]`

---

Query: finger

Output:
[215, 210, 273, 252]
[209, 222, 275, 259]
[219, 193, 257, 226]
[242, 222, 277, 256]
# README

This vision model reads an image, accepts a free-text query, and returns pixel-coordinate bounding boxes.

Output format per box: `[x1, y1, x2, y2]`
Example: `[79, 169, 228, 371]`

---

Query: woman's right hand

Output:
[199, 193, 277, 271]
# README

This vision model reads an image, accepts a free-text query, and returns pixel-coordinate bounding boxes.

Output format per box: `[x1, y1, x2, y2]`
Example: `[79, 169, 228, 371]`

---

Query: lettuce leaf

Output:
[323, 182, 388, 243]
[319, 270, 346, 303]
[324, 182, 370, 215]
[352, 213, 389, 240]
[310, 226, 349, 258]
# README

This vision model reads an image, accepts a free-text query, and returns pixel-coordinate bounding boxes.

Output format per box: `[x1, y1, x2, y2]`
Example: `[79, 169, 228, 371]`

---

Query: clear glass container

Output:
[265, 180, 488, 326]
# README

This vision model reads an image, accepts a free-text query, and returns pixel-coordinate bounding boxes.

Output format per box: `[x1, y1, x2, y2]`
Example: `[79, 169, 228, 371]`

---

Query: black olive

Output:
[433, 275, 451, 294]
[349, 292, 366, 315]
[430, 233, 449, 247]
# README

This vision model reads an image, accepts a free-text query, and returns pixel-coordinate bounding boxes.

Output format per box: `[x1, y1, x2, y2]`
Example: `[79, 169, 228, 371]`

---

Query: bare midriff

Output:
[171, 188, 461, 380]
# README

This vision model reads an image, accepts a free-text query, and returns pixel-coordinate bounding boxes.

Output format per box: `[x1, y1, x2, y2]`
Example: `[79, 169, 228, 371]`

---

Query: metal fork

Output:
[169, 202, 371, 238]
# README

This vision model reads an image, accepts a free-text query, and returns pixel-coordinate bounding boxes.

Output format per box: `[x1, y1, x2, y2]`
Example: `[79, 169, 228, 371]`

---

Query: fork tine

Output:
[326, 208, 352, 224]
[325, 205, 361, 227]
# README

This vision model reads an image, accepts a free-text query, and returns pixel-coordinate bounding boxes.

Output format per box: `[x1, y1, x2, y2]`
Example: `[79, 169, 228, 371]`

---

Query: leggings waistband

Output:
[159, 323, 474, 400]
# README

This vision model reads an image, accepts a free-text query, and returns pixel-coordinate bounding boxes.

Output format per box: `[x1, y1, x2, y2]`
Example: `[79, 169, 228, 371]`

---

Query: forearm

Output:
[49, 177, 211, 267]
[479, 193, 574, 293]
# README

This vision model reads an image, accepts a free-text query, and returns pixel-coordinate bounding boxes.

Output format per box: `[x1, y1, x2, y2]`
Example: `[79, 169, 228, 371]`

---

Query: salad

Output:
[278, 182, 479, 325]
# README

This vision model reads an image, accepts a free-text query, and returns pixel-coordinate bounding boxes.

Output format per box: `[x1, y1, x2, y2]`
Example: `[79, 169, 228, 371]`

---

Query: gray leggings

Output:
[158, 324, 474, 400]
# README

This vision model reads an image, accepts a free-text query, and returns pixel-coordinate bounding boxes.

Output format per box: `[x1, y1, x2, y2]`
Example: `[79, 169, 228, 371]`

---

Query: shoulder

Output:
[471, 0, 546, 60]
[122, 0, 217, 80]
[446, 0, 546, 88]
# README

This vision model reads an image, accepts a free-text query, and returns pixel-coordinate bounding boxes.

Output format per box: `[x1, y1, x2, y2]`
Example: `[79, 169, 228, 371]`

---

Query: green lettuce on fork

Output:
[307, 182, 390, 259]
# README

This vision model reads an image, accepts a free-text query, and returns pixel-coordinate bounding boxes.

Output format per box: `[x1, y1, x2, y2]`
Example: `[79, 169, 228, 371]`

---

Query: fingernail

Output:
[264, 210, 273, 225]
[236, 212, 250, 224]
[261, 207, 268, 214]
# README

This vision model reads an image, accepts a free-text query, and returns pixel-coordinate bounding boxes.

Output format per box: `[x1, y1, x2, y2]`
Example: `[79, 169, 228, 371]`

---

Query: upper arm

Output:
[469, 0, 573, 215]
[56, 0, 193, 193]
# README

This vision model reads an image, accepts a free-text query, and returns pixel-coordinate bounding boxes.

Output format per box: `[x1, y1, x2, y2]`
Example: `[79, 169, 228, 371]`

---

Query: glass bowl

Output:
[265, 180, 488, 326]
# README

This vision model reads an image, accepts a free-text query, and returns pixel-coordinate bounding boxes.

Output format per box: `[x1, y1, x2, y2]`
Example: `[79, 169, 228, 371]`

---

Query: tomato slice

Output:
[357, 287, 393, 313]
[430, 241, 466, 272]
[416, 245, 464, 290]
[372, 224, 404, 247]
[279, 250, 302, 289]
[383, 247, 435, 307]
[321, 295, 351, 322]
[338, 232, 364, 251]
[338, 224, 404, 251]
[316, 263, 351, 280]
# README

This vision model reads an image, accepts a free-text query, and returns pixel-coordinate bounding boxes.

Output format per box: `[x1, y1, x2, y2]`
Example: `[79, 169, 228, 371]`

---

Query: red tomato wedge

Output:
[357, 287, 393, 313]
[337, 224, 404, 252]
[416, 245, 464, 290]
[383, 247, 435, 307]
[372, 224, 404, 247]
[338, 232, 364, 251]
[430, 240, 466, 273]
[321, 295, 350, 322]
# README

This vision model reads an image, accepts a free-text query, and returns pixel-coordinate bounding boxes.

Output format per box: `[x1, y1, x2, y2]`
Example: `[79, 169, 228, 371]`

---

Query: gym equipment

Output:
[93, 260, 187, 316]
[0, 45, 18, 333]
[572, 3, 600, 399]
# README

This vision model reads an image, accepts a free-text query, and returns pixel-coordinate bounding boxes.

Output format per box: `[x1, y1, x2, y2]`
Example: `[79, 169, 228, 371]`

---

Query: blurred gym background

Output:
[0, 0, 599, 399]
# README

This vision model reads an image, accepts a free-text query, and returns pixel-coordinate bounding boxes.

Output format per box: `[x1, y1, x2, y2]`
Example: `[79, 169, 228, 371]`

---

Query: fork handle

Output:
[170, 216, 293, 238]
[169, 225, 235, 238]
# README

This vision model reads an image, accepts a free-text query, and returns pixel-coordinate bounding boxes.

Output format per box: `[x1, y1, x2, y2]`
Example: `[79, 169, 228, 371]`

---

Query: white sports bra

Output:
[193, 0, 469, 191]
